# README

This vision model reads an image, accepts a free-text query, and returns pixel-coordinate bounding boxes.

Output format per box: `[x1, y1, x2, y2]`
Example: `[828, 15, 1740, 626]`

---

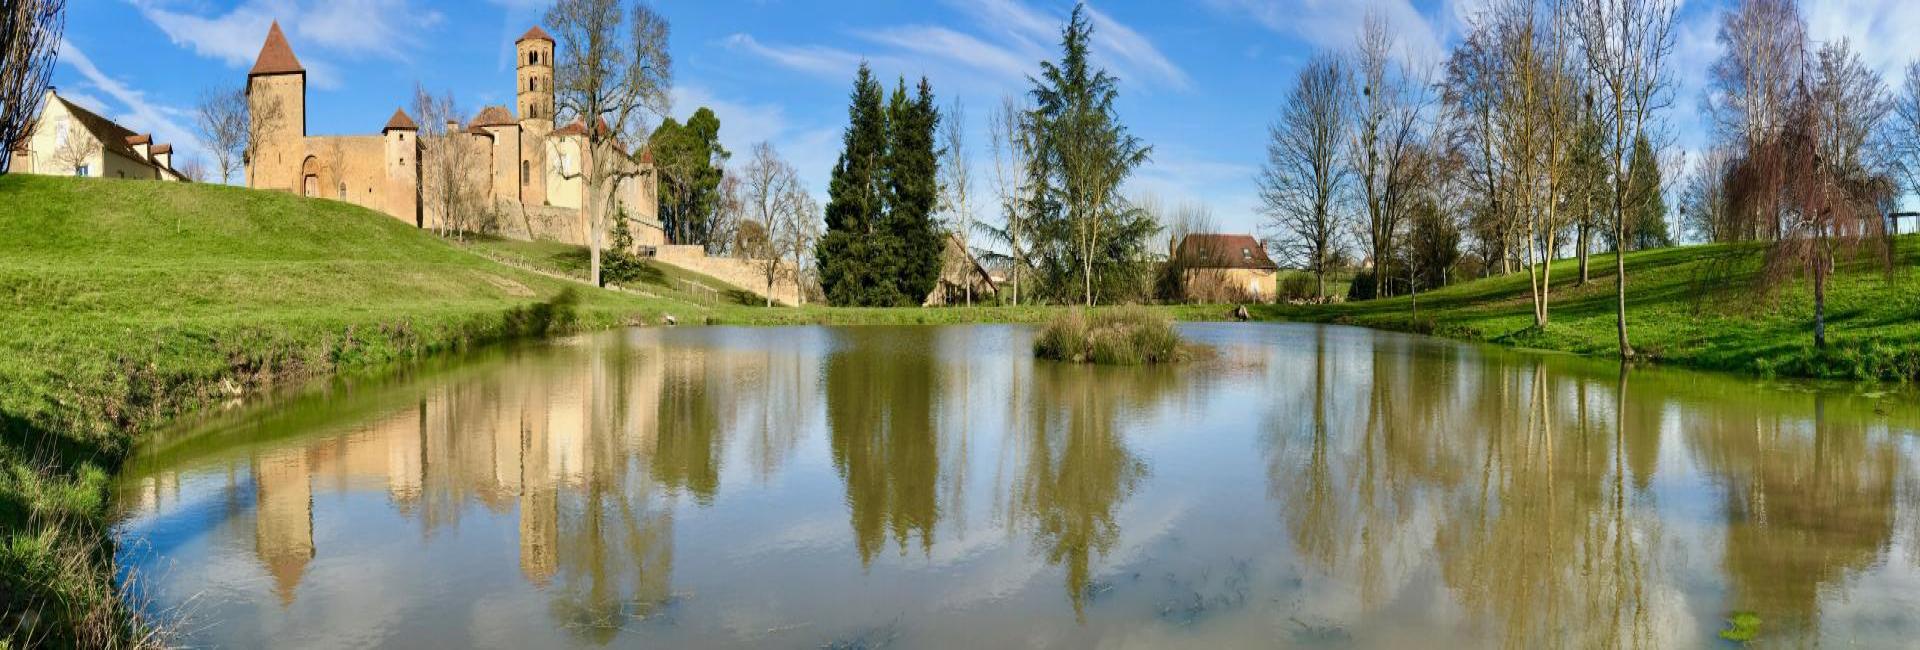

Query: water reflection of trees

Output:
[1264, 326, 1920, 646]
[1012, 362, 1174, 619]
[825, 329, 943, 565]
[1268, 330, 1666, 647]
[1684, 392, 1898, 638]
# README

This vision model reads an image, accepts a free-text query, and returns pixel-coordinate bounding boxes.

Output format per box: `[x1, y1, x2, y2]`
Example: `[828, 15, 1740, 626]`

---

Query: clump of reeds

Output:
[1034, 306, 1187, 365]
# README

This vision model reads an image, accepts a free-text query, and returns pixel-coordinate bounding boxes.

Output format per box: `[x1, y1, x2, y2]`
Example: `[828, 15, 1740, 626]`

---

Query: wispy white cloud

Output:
[859, 26, 1036, 82]
[730, 0, 1189, 94]
[1083, 4, 1192, 90]
[128, 0, 443, 90]
[57, 39, 204, 161]
[1201, 0, 1447, 69]
[723, 33, 870, 80]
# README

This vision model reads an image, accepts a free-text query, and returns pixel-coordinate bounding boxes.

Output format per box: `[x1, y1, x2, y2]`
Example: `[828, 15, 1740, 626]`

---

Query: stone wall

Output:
[654, 245, 802, 306]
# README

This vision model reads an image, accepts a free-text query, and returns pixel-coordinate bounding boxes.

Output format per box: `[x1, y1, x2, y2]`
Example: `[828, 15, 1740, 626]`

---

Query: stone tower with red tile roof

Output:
[245, 21, 306, 192]
[516, 27, 556, 206]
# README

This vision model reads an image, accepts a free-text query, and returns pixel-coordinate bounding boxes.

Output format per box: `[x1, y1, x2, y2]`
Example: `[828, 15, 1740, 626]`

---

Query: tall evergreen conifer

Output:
[885, 77, 944, 304]
[818, 65, 894, 305]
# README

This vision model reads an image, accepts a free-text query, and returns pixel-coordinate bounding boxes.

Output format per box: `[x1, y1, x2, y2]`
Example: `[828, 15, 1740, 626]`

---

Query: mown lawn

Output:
[1245, 238, 1920, 381]
[0, 175, 701, 647]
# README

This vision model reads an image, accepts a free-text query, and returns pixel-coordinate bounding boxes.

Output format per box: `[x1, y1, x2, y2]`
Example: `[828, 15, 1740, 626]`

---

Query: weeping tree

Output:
[0, 0, 64, 174]
[1027, 4, 1155, 307]
[1744, 41, 1895, 349]
[547, 0, 673, 287]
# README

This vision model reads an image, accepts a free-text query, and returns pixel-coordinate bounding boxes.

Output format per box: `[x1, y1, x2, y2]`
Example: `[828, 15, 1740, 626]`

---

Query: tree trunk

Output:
[1577, 212, 1591, 285]
[1814, 247, 1828, 349]
[1615, 221, 1632, 359]
[584, 143, 602, 287]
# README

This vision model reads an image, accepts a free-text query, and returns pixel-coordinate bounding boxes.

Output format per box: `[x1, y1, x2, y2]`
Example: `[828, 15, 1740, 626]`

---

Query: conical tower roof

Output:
[517, 26, 554, 44]
[249, 21, 305, 77]
[383, 108, 418, 131]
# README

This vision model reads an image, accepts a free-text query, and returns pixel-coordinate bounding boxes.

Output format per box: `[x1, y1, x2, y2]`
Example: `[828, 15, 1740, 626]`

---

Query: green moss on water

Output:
[1719, 611, 1763, 643]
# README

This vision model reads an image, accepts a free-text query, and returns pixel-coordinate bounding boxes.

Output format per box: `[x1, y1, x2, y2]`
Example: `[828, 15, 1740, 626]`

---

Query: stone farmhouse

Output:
[1174, 233, 1280, 304]
[244, 22, 664, 247]
[10, 89, 189, 182]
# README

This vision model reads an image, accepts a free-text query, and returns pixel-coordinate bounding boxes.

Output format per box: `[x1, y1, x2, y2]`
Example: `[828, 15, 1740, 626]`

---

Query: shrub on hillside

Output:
[1279, 273, 1317, 302]
[1034, 306, 1187, 365]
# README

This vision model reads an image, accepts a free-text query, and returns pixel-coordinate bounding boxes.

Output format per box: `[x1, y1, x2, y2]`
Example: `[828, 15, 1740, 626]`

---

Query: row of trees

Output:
[815, 67, 945, 307]
[814, 5, 1167, 308]
[1261, 0, 1679, 357]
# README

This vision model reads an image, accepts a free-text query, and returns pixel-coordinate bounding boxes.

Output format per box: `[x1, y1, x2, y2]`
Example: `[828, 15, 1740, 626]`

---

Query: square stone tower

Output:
[246, 21, 306, 191]
[516, 26, 555, 206]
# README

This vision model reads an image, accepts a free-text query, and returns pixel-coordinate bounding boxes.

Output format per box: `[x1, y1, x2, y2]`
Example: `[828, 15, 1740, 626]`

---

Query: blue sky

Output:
[53, 0, 1920, 235]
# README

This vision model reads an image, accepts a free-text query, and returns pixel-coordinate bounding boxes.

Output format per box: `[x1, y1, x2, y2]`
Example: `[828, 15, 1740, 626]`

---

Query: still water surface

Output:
[113, 324, 1920, 648]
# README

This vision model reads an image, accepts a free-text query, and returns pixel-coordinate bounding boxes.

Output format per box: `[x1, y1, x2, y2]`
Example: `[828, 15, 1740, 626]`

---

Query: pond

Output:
[113, 323, 1920, 648]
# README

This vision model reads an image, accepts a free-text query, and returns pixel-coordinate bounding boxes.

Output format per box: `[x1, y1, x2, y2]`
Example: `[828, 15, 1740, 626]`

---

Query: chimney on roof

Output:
[445, 120, 459, 134]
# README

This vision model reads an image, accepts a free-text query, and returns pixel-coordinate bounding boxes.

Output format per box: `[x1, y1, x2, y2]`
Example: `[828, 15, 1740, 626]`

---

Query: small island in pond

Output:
[1034, 307, 1191, 365]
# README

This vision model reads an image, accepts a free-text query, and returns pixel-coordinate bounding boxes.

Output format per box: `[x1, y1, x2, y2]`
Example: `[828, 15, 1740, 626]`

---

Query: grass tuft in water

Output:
[1034, 306, 1188, 365]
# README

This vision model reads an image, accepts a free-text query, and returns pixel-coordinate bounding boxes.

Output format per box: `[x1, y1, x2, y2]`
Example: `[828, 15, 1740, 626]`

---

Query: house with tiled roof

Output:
[244, 19, 661, 248]
[1173, 233, 1281, 304]
[10, 89, 188, 182]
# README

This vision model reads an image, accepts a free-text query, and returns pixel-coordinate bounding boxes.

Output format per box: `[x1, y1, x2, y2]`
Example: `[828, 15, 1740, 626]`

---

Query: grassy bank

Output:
[0, 176, 702, 646]
[1234, 238, 1920, 381]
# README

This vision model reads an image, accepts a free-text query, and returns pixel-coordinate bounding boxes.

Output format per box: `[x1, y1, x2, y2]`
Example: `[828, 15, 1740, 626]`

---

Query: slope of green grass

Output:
[464, 236, 763, 306]
[0, 175, 703, 646]
[1242, 238, 1920, 381]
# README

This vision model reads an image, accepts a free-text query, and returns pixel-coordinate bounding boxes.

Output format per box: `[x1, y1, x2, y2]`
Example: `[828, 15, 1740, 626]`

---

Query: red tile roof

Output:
[125, 134, 151, 146]
[52, 95, 139, 159]
[249, 21, 305, 77]
[517, 26, 554, 44]
[151, 143, 172, 155]
[1176, 234, 1279, 271]
[471, 105, 518, 128]
[383, 108, 418, 131]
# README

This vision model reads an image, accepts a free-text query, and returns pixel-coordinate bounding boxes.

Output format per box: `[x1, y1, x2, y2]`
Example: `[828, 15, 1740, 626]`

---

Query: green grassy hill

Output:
[1242, 237, 1920, 381]
[0, 175, 699, 646]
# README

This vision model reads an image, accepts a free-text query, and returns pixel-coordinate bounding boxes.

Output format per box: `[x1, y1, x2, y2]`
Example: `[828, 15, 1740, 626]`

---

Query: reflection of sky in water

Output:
[112, 323, 1920, 648]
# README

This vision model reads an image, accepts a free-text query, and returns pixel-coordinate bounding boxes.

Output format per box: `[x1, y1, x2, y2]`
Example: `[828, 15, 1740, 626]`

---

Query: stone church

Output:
[245, 22, 663, 247]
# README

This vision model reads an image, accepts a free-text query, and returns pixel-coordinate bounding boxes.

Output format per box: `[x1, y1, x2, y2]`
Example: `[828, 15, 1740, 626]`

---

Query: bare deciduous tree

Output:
[194, 85, 247, 184]
[0, 0, 64, 174]
[1680, 145, 1735, 242]
[985, 95, 1034, 305]
[412, 85, 487, 238]
[548, 0, 673, 286]
[1262, 52, 1351, 301]
[1489, 0, 1580, 327]
[47, 125, 97, 174]
[741, 141, 807, 307]
[178, 155, 209, 182]
[1890, 61, 1920, 199]
[1349, 11, 1432, 299]
[938, 99, 977, 305]
[1571, 0, 1678, 359]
